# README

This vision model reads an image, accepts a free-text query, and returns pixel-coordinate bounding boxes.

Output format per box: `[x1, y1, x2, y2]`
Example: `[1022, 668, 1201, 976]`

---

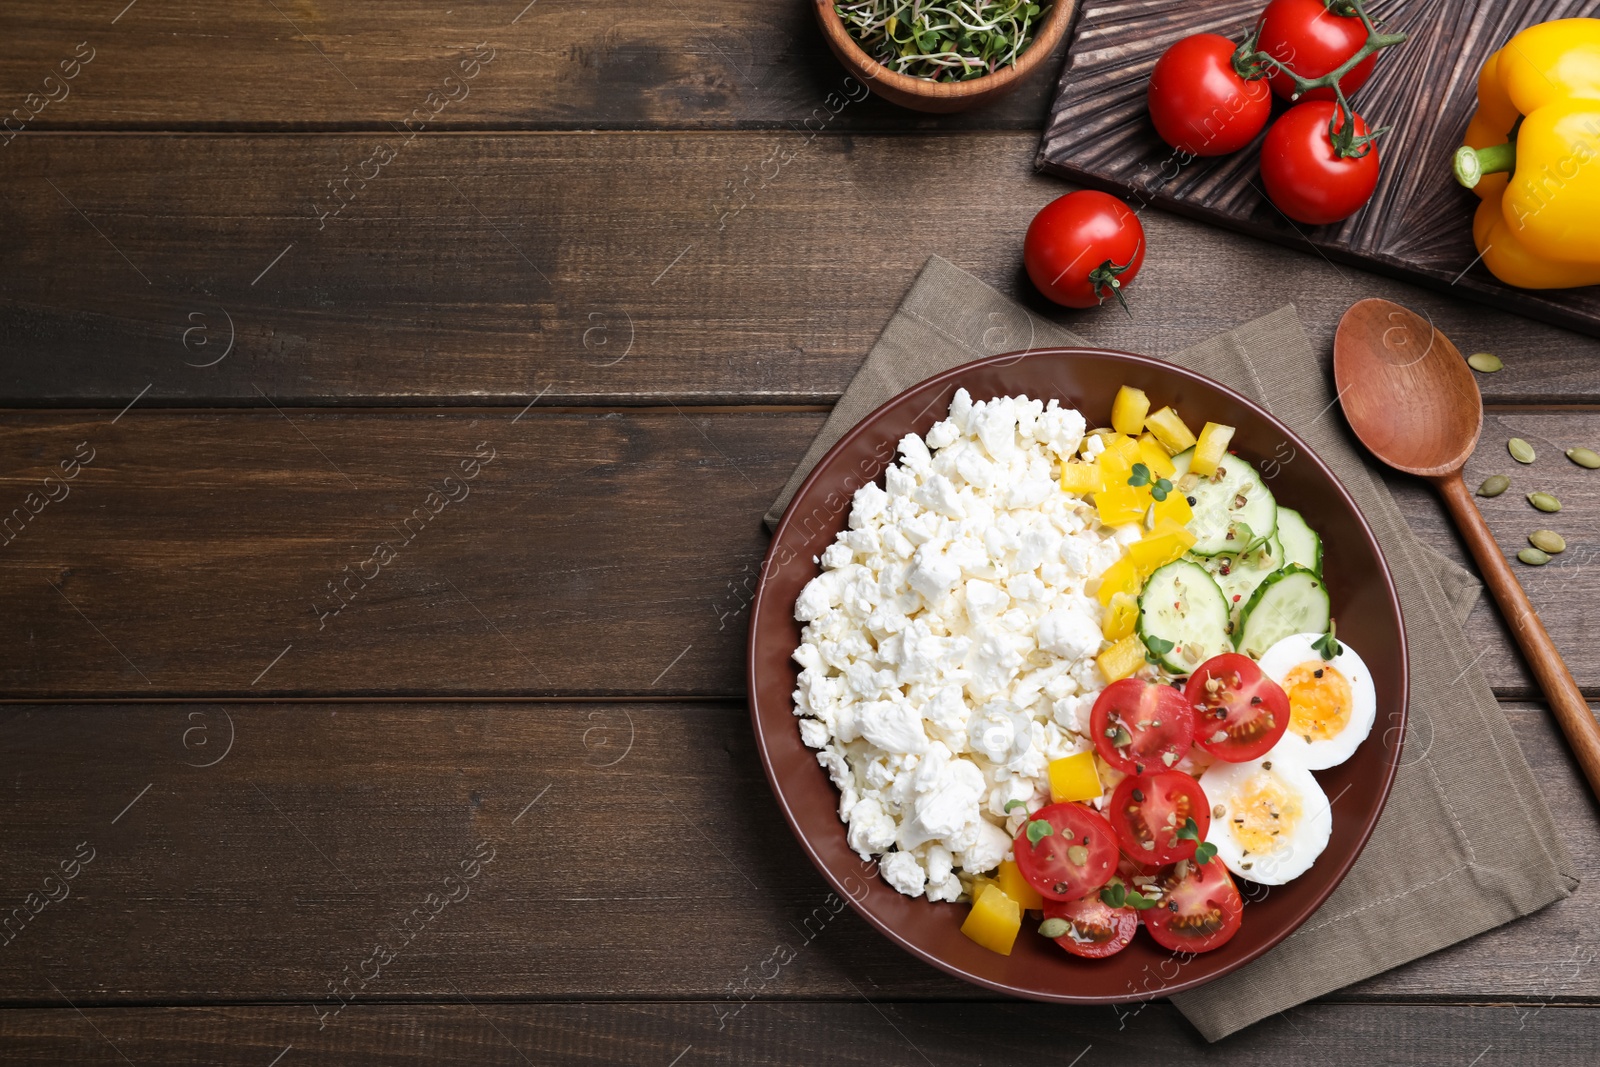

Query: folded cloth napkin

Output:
[765, 255, 1577, 1041]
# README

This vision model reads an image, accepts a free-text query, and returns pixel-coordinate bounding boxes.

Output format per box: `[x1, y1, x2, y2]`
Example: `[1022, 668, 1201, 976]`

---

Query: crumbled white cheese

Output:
[792, 390, 1125, 902]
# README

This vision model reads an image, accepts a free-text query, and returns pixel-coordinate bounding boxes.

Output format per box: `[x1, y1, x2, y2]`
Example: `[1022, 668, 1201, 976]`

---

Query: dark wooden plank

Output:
[0, 408, 1596, 698]
[1, 1001, 1596, 1065]
[1039, 0, 1600, 340]
[0, 702, 1592, 1004]
[3, 134, 1599, 407]
[0, 1, 1068, 131]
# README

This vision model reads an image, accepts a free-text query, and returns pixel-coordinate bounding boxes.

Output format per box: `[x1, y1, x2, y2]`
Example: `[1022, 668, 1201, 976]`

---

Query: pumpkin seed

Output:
[1066, 845, 1089, 866]
[1518, 547, 1551, 566]
[1566, 447, 1600, 469]
[1477, 474, 1510, 497]
[1038, 917, 1071, 938]
[1508, 438, 1536, 464]
[1529, 530, 1566, 554]
[1529, 492, 1562, 513]
[1467, 352, 1504, 373]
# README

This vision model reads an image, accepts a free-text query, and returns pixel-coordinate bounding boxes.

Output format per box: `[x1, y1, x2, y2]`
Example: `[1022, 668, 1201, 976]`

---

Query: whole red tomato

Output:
[1254, 0, 1376, 102]
[1147, 34, 1272, 157]
[1259, 101, 1379, 225]
[1023, 191, 1146, 310]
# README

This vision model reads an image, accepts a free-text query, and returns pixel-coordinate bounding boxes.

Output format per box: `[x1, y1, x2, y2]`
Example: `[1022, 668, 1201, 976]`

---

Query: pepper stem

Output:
[1453, 141, 1517, 189]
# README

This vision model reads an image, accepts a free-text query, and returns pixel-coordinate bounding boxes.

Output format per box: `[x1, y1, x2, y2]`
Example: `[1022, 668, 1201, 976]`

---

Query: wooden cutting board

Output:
[1037, 0, 1600, 338]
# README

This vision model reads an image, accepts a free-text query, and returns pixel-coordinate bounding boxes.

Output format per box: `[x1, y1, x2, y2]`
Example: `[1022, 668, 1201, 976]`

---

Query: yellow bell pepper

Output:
[961, 884, 1022, 955]
[1059, 460, 1104, 495]
[1048, 750, 1103, 803]
[1097, 632, 1147, 682]
[1454, 19, 1600, 289]
[1101, 591, 1139, 641]
[996, 857, 1045, 912]
[1095, 555, 1142, 606]
[1136, 434, 1177, 479]
[1111, 386, 1150, 436]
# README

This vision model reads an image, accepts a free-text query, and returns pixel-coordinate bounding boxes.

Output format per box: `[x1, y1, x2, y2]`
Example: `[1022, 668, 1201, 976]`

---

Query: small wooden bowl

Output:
[814, 0, 1078, 113]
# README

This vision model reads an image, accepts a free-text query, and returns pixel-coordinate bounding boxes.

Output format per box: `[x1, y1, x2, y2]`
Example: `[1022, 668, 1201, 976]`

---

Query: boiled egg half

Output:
[1199, 734, 1331, 885]
[1257, 632, 1377, 770]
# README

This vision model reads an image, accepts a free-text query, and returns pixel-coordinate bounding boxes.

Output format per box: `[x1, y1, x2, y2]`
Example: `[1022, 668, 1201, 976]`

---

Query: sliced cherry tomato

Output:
[1109, 770, 1211, 865]
[1142, 857, 1244, 954]
[1042, 892, 1139, 959]
[1090, 678, 1195, 775]
[1259, 101, 1380, 226]
[1254, 0, 1377, 102]
[1012, 802, 1119, 902]
[1023, 191, 1146, 310]
[1185, 653, 1290, 762]
[1147, 34, 1272, 157]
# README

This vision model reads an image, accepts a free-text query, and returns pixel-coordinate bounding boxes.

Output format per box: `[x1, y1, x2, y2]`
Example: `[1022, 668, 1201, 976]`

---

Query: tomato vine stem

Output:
[1228, 0, 1406, 158]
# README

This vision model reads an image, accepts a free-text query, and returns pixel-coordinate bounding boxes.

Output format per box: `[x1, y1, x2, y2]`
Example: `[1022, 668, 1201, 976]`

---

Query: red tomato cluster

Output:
[1146, 0, 1388, 225]
[1008, 656, 1292, 959]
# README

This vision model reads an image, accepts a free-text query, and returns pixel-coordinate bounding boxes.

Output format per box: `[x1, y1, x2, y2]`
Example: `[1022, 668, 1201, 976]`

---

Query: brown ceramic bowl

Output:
[748, 347, 1407, 1002]
[813, 0, 1079, 113]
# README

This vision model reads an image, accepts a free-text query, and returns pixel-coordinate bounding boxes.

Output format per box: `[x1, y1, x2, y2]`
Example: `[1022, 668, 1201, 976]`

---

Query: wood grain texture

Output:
[0, 702, 1592, 1006]
[1, 1001, 1597, 1065]
[0, 0, 1070, 131]
[4, 133, 1600, 407]
[0, 408, 1596, 699]
[1038, 0, 1600, 338]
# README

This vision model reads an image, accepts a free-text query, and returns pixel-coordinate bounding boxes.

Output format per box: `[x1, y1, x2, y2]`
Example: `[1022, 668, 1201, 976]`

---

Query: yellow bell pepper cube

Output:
[1144, 406, 1198, 454]
[1151, 491, 1194, 529]
[961, 884, 1022, 956]
[1111, 385, 1151, 436]
[1100, 433, 1142, 473]
[1102, 591, 1138, 641]
[967, 873, 999, 902]
[1191, 421, 1236, 478]
[1098, 632, 1147, 682]
[1096, 484, 1150, 527]
[1048, 750, 1103, 803]
[1059, 460, 1105, 495]
[1095, 555, 1142, 606]
[996, 857, 1045, 912]
[1136, 434, 1177, 478]
[1128, 526, 1198, 576]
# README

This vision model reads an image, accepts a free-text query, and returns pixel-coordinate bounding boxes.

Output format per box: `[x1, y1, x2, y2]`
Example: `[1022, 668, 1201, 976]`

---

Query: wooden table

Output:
[1, 4, 1597, 1062]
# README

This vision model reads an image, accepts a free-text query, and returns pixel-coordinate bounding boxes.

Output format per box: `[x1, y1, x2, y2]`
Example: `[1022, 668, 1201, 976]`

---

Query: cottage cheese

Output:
[792, 390, 1134, 903]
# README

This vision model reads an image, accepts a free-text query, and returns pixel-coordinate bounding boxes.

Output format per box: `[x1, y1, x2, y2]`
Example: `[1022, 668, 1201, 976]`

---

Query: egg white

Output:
[1199, 735, 1332, 885]
[1257, 632, 1377, 771]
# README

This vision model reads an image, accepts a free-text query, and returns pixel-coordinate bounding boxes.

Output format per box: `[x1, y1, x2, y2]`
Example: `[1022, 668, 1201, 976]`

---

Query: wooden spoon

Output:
[1334, 297, 1600, 797]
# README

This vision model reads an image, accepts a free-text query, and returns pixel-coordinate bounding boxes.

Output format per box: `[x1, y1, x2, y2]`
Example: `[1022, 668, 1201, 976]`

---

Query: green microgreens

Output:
[1176, 817, 1218, 864]
[1100, 876, 1158, 910]
[833, 1, 1051, 83]
[1128, 462, 1173, 500]
[1025, 819, 1054, 846]
[1143, 634, 1175, 665]
[1004, 799, 1027, 813]
[1313, 620, 1343, 661]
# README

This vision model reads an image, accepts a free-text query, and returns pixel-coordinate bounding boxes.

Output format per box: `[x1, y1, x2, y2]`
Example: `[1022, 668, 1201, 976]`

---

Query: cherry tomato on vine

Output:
[1259, 100, 1380, 225]
[1254, 0, 1378, 102]
[1147, 33, 1272, 157]
[1023, 191, 1146, 311]
[1041, 892, 1139, 959]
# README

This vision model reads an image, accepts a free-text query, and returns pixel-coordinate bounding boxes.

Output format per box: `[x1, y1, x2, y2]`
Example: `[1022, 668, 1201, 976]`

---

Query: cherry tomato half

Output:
[1185, 653, 1291, 762]
[1023, 191, 1146, 310]
[1013, 802, 1119, 902]
[1142, 857, 1244, 954]
[1259, 101, 1380, 226]
[1042, 892, 1139, 959]
[1147, 34, 1272, 157]
[1091, 678, 1195, 775]
[1254, 0, 1377, 102]
[1110, 770, 1211, 865]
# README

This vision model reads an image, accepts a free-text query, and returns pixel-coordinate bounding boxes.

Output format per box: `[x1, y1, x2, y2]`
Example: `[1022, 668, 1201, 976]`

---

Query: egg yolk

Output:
[1227, 773, 1302, 856]
[1283, 661, 1353, 743]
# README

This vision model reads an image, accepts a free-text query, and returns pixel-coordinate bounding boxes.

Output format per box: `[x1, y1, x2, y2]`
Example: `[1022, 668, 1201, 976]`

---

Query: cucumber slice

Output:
[1183, 454, 1277, 557]
[1235, 565, 1330, 658]
[1193, 534, 1286, 633]
[1275, 507, 1323, 575]
[1137, 559, 1232, 676]
[1169, 447, 1194, 478]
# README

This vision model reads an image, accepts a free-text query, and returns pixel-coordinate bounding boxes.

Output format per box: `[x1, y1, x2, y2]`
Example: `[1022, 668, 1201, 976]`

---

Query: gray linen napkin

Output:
[764, 255, 1577, 1041]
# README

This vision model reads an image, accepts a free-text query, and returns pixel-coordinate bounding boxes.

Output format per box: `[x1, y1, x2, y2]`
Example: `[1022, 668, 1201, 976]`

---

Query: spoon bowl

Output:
[1333, 299, 1482, 477]
[1333, 297, 1600, 802]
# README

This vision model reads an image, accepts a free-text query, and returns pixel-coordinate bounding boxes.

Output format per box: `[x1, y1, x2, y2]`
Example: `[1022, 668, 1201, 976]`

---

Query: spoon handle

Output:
[1434, 472, 1600, 797]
